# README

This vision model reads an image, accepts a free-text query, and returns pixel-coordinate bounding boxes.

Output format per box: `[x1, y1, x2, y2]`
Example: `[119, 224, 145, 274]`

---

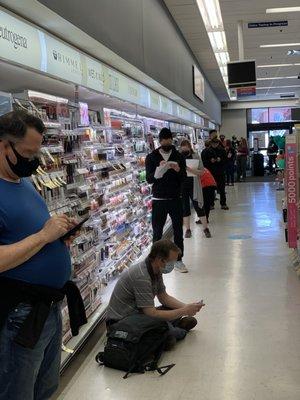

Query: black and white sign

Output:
[248, 21, 288, 28]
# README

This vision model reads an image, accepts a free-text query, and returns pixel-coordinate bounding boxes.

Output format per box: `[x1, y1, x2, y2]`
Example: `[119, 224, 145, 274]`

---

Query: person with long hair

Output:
[236, 137, 248, 182]
[180, 140, 211, 238]
[225, 139, 236, 186]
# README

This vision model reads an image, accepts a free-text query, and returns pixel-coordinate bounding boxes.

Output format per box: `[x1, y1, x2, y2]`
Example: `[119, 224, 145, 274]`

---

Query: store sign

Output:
[43, 33, 84, 85]
[237, 86, 256, 98]
[0, 11, 41, 70]
[0, 9, 205, 126]
[248, 21, 288, 28]
[149, 90, 161, 112]
[286, 135, 298, 248]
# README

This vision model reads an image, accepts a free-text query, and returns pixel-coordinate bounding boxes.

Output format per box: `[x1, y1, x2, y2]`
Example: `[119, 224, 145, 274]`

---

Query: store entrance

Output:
[248, 128, 288, 169]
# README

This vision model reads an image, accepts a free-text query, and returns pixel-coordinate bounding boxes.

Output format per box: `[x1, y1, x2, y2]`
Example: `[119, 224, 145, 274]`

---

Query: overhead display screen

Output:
[193, 65, 205, 102]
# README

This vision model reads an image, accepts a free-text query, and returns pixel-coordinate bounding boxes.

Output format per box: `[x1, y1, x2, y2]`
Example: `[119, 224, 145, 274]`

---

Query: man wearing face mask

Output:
[107, 240, 205, 346]
[145, 128, 187, 273]
[0, 111, 83, 400]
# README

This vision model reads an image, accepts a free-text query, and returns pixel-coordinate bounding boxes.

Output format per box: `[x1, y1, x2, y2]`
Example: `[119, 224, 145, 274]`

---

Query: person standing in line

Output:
[225, 139, 236, 186]
[180, 140, 211, 239]
[219, 134, 226, 148]
[0, 111, 79, 400]
[146, 128, 188, 273]
[231, 135, 239, 151]
[200, 168, 217, 224]
[267, 136, 279, 175]
[201, 137, 229, 210]
[236, 137, 249, 182]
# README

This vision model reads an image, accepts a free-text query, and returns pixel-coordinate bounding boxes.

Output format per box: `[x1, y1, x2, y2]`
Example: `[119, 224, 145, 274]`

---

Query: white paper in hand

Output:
[186, 159, 199, 177]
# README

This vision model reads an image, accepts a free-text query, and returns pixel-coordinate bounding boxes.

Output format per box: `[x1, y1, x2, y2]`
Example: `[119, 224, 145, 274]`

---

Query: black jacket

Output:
[0, 277, 87, 349]
[145, 146, 186, 199]
[201, 145, 227, 177]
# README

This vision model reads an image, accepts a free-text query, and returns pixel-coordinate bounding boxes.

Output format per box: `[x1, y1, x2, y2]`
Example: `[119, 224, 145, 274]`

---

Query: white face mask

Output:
[162, 261, 175, 274]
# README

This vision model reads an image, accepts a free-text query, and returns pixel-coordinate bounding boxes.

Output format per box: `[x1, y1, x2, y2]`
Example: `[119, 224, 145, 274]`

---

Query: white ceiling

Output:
[164, 0, 229, 100]
[221, 0, 300, 100]
[164, 0, 300, 102]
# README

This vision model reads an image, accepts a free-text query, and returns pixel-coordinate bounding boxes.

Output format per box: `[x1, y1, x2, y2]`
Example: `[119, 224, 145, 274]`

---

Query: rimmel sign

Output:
[286, 135, 298, 248]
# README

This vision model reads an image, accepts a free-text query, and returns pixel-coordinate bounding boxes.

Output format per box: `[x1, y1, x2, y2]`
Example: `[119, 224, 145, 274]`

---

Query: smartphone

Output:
[61, 217, 89, 240]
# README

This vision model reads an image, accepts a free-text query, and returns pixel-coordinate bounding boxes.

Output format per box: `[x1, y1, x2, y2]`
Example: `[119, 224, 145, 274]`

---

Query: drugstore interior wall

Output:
[220, 109, 247, 139]
[37, 0, 221, 124]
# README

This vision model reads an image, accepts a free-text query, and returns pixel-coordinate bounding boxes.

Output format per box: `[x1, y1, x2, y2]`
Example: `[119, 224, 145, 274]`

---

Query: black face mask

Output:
[161, 145, 172, 152]
[6, 142, 40, 178]
[181, 150, 190, 157]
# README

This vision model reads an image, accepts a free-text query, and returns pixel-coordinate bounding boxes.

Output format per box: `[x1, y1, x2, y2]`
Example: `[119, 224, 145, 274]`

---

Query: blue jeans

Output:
[0, 302, 62, 400]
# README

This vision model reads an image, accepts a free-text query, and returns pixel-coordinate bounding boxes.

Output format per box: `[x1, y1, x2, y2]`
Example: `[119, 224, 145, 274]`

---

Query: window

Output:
[249, 108, 269, 124]
[269, 107, 291, 122]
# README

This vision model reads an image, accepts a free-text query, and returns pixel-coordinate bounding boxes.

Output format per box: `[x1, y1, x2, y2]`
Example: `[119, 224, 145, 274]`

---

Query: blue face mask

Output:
[162, 261, 175, 274]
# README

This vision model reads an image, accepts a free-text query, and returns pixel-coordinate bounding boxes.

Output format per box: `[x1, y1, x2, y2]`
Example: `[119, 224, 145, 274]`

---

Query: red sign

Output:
[237, 86, 256, 98]
[286, 136, 298, 248]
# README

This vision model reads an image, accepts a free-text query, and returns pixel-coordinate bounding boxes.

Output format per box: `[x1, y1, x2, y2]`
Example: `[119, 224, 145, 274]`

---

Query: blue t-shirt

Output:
[0, 178, 71, 288]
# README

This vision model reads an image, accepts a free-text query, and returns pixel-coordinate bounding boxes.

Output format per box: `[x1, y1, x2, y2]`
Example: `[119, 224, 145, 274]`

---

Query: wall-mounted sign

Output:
[0, 9, 205, 126]
[237, 86, 256, 98]
[286, 134, 298, 249]
[0, 11, 41, 70]
[192, 65, 205, 102]
[248, 21, 288, 28]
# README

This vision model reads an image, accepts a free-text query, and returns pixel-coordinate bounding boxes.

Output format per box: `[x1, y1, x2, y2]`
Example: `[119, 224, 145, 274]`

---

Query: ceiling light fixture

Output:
[266, 7, 300, 13]
[260, 43, 300, 48]
[257, 63, 300, 68]
[257, 76, 297, 80]
[196, 0, 230, 93]
[257, 85, 300, 89]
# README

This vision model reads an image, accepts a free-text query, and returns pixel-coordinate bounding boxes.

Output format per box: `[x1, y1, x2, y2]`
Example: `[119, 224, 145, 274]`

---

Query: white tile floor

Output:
[55, 183, 300, 400]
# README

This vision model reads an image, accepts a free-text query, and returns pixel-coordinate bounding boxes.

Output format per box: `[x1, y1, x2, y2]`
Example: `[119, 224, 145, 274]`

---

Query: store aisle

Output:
[54, 183, 300, 400]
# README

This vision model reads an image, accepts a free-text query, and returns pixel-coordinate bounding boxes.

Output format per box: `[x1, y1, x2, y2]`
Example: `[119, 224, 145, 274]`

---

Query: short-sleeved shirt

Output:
[0, 178, 71, 289]
[106, 259, 166, 321]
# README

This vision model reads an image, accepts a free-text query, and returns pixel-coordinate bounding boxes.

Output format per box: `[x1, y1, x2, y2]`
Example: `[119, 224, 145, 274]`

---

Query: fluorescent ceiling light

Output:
[220, 66, 228, 76]
[208, 31, 227, 51]
[257, 76, 297, 80]
[260, 43, 300, 48]
[257, 63, 300, 68]
[196, 0, 223, 29]
[257, 85, 300, 89]
[266, 7, 300, 13]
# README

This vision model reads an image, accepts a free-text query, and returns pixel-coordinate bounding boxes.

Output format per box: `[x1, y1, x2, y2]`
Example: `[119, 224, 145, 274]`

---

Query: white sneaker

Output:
[175, 261, 189, 273]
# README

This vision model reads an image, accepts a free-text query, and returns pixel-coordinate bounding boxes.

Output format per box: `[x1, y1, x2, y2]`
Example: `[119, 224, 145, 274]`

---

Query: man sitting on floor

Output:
[106, 239, 205, 347]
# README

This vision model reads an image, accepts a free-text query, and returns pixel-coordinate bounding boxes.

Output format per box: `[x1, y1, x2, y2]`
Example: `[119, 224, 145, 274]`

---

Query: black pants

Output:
[182, 186, 205, 218]
[268, 155, 276, 174]
[152, 199, 183, 259]
[213, 174, 226, 207]
[237, 156, 247, 181]
[203, 186, 215, 221]
[226, 163, 235, 185]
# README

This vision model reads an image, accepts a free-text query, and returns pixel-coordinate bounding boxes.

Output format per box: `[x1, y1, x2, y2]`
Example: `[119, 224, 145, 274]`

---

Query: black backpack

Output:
[95, 314, 175, 379]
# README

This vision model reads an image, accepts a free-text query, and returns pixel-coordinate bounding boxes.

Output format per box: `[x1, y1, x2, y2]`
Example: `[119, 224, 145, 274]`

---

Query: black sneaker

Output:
[221, 205, 229, 210]
[204, 228, 212, 238]
[210, 205, 215, 210]
[195, 219, 202, 224]
[185, 229, 192, 238]
[177, 317, 197, 331]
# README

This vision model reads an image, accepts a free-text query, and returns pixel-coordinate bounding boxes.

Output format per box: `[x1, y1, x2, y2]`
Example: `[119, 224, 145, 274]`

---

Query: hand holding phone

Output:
[60, 217, 89, 241]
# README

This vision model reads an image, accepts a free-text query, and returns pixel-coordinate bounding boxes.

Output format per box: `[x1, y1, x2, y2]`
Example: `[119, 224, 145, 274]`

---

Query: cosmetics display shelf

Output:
[13, 94, 173, 366]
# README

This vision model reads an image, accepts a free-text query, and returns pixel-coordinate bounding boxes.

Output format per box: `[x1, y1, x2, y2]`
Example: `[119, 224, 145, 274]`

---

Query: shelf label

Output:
[286, 135, 298, 248]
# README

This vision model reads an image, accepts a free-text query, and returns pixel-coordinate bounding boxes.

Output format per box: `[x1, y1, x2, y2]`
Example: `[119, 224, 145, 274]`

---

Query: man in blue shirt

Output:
[0, 111, 74, 400]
